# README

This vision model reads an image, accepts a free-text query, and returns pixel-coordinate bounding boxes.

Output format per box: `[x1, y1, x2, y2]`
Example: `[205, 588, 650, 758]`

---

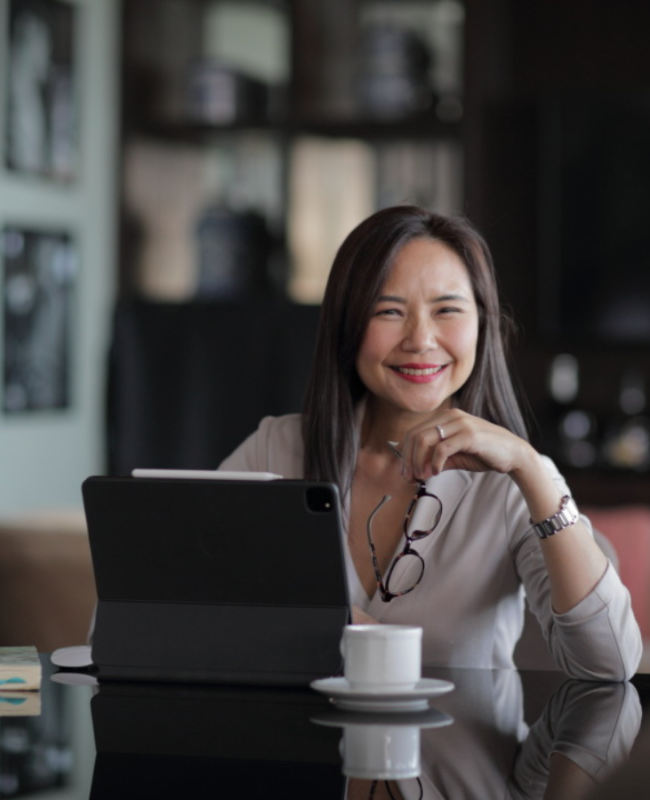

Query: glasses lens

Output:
[385, 551, 425, 596]
[406, 492, 442, 539]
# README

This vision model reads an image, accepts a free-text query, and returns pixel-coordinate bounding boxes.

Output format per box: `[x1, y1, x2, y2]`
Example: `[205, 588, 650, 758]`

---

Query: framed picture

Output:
[2, 226, 78, 413]
[4, 0, 77, 181]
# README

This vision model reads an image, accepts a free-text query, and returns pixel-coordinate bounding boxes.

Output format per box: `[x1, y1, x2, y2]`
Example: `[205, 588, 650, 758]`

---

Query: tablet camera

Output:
[306, 486, 336, 513]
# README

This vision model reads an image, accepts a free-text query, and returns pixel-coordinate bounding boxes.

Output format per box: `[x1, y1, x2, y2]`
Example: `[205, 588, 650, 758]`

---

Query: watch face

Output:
[564, 497, 579, 523]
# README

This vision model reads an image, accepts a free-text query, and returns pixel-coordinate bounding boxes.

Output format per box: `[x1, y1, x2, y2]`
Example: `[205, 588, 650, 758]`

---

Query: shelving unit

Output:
[119, 0, 466, 302]
[115, 0, 650, 500]
[141, 114, 462, 142]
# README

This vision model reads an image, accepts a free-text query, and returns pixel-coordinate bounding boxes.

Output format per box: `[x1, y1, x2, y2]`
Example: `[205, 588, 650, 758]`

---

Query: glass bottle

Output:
[547, 354, 599, 468]
[602, 369, 650, 471]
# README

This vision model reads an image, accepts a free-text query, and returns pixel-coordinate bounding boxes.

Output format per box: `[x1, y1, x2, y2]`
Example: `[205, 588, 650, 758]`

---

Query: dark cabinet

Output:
[107, 299, 321, 472]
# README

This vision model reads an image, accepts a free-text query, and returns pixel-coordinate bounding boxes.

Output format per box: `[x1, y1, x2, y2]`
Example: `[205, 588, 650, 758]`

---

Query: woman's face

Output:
[356, 237, 479, 421]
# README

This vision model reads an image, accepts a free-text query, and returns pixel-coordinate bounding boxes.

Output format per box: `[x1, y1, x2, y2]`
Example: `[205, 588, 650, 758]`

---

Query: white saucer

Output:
[50, 645, 93, 669]
[310, 677, 454, 712]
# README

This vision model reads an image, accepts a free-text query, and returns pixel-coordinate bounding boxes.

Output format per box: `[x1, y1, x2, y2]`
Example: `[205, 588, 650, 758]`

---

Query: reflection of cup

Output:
[341, 625, 422, 691]
[312, 708, 453, 782]
[341, 723, 420, 779]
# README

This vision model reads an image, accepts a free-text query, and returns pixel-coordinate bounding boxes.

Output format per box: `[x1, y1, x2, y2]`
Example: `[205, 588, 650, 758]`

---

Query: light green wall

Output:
[0, 0, 118, 513]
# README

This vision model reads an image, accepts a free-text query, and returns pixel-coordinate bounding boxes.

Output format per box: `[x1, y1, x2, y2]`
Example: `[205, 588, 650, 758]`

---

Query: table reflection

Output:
[428, 670, 641, 799]
[0, 665, 646, 799]
[316, 669, 642, 799]
[0, 666, 94, 798]
[312, 707, 453, 780]
[89, 682, 344, 799]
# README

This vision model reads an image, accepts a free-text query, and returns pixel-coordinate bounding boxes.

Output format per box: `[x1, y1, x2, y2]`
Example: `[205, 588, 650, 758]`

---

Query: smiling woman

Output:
[301, 206, 527, 495]
[219, 205, 642, 680]
[355, 238, 479, 423]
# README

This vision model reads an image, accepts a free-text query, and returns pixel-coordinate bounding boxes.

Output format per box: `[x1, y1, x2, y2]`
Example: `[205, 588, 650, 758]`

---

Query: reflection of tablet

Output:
[132, 469, 282, 481]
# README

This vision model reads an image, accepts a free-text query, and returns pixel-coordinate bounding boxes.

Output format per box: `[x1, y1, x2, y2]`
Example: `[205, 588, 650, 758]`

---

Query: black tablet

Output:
[82, 474, 350, 685]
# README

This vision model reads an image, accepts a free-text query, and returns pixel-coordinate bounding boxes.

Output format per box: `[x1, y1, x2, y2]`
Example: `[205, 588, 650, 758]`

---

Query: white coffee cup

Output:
[340, 624, 422, 691]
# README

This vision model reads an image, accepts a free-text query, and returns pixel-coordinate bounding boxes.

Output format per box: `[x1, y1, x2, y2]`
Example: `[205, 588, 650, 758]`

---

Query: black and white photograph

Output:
[4, 0, 77, 181]
[2, 226, 77, 413]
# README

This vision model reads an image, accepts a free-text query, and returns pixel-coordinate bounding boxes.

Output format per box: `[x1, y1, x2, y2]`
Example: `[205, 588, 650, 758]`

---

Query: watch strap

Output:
[531, 495, 579, 539]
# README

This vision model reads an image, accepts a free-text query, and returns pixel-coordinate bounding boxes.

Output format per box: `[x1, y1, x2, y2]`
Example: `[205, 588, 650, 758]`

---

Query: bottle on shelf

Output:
[602, 369, 650, 471]
[356, 22, 436, 119]
[546, 354, 599, 469]
[194, 203, 272, 299]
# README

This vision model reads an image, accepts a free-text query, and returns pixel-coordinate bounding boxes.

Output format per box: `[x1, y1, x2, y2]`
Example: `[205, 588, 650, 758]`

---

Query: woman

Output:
[220, 205, 641, 680]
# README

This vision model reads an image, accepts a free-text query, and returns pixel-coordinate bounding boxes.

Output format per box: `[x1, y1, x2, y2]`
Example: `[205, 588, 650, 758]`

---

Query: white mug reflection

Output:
[340, 722, 421, 780]
[312, 708, 452, 781]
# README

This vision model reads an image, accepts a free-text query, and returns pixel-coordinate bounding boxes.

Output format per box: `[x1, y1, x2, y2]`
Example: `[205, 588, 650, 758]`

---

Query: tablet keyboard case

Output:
[82, 477, 350, 685]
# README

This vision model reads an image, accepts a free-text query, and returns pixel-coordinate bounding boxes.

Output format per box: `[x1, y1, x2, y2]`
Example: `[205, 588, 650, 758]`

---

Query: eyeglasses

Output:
[366, 463, 443, 603]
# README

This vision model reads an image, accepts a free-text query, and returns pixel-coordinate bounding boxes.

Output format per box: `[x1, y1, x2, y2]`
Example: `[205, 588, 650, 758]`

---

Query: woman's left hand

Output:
[398, 409, 535, 482]
[399, 408, 610, 616]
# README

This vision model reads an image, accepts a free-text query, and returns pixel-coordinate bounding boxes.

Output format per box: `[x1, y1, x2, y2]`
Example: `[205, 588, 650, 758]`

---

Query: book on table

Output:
[0, 646, 42, 691]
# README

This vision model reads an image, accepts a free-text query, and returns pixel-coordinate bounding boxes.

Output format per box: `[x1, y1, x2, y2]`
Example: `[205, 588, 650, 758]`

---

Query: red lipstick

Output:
[389, 363, 446, 384]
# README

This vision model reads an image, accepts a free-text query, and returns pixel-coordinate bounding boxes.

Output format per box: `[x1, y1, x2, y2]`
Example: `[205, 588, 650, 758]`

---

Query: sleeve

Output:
[509, 458, 643, 681]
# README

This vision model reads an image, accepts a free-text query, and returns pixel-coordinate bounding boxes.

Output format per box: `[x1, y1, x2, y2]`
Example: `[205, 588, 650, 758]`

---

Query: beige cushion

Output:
[0, 510, 96, 652]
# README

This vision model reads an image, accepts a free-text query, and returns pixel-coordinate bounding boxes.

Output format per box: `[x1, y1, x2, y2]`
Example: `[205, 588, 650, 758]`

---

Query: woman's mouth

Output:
[390, 364, 447, 382]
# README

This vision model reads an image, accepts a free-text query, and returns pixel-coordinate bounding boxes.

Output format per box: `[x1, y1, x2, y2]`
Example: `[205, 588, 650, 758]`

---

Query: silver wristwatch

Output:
[531, 495, 579, 539]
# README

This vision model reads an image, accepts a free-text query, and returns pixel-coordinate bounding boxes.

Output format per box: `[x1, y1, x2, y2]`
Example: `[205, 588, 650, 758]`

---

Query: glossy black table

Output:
[1, 659, 650, 799]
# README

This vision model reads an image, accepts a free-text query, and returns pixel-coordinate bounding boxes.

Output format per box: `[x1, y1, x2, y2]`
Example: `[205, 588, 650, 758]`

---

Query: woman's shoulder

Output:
[255, 413, 305, 450]
[219, 413, 305, 477]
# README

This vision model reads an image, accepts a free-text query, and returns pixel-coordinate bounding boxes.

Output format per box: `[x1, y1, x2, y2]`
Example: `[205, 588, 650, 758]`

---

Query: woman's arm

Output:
[508, 447, 607, 615]
[399, 409, 607, 614]
[399, 409, 643, 678]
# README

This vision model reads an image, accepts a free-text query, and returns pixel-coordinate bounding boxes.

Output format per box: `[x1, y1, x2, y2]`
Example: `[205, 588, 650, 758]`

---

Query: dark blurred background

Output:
[2, 0, 649, 664]
[108, 0, 650, 505]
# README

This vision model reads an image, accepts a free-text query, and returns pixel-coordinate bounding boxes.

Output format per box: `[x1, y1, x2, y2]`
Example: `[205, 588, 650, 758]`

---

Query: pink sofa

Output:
[583, 505, 650, 640]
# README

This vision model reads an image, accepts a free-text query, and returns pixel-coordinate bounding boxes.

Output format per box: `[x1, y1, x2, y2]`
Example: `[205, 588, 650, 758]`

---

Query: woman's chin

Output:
[370, 394, 450, 419]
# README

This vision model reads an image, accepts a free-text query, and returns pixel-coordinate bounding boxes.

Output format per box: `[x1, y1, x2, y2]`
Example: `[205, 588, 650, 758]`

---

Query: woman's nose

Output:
[402, 317, 438, 352]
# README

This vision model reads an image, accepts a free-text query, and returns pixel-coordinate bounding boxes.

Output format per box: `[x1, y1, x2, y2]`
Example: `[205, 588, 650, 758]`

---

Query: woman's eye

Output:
[375, 307, 402, 317]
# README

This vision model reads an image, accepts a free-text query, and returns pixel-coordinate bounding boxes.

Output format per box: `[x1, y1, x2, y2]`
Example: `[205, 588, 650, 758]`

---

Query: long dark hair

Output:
[301, 205, 528, 498]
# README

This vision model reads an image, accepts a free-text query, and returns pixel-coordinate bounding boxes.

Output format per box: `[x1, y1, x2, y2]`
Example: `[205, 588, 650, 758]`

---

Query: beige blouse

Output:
[219, 413, 642, 680]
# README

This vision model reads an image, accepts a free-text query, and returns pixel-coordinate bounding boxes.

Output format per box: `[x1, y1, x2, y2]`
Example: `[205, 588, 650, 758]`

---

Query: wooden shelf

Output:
[138, 112, 462, 143]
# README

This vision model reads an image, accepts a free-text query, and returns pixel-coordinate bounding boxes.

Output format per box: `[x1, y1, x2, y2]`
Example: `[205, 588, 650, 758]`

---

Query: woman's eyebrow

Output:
[430, 293, 471, 303]
[376, 294, 407, 303]
[376, 293, 471, 303]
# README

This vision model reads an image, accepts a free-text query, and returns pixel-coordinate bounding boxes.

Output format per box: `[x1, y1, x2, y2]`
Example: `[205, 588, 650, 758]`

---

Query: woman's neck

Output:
[360, 398, 434, 453]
